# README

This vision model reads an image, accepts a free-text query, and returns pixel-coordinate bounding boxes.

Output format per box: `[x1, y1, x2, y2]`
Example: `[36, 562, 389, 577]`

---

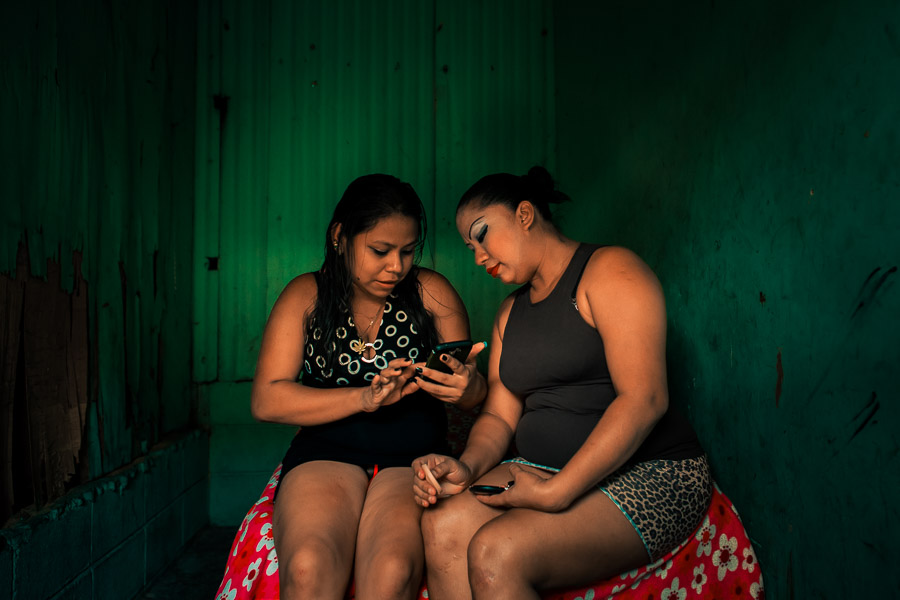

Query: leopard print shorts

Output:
[506, 455, 711, 561]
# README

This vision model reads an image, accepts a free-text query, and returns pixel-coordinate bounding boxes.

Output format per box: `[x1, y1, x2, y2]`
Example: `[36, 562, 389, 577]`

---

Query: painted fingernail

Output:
[415, 367, 423, 373]
[440, 354, 449, 362]
[481, 340, 489, 348]
[409, 377, 417, 384]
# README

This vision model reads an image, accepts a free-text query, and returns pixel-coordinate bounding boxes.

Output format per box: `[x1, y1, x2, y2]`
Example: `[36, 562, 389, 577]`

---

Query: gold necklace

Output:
[349, 304, 384, 363]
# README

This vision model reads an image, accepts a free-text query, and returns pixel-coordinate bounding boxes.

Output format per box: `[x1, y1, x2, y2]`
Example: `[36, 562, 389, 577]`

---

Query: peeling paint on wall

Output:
[0, 0, 197, 485]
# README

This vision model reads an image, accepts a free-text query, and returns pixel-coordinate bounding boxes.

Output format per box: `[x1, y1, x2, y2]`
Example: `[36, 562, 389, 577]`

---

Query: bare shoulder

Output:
[417, 267, 465, 316]
[582, 246, 661, 291]
[417, 266, 455, 294]
[578, 246, 665, 328]
[272, 272, 318, 315]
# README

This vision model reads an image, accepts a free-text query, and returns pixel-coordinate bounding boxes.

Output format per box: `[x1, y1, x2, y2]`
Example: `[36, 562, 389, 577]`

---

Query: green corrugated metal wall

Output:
[197, 0, 554, 523]
[555, 1, 899, 598]
[433, 0, 556, 338]
[1, 1, 196, 480]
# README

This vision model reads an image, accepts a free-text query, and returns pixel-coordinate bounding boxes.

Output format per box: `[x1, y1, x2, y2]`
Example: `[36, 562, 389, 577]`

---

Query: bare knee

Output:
[422, 504, 483, 575]
[280, 539, 347, 597]
[421, 504, 468, 559]
[467, 527, 524, 595]
[356, 551, 421, 600]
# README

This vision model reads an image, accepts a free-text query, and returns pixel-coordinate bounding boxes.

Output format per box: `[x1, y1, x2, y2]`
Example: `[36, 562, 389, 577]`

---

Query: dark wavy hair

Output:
[310, 174, 439, 370]
[457, 165, 570, 222]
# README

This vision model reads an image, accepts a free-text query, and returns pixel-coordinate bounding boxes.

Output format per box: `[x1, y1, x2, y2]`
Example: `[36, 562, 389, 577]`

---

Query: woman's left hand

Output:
[361, 357, 420, 412]
[413, 341, 487, 407]
[472, 463, 571, 513]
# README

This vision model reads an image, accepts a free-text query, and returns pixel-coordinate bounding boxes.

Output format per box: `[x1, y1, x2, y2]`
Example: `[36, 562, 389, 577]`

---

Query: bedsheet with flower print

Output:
[214, 465, 764, 600]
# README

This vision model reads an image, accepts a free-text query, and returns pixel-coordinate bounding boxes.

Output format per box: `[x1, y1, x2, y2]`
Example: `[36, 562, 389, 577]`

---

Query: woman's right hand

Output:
[412, 454, 472, 506]
[360, 357, 418, 412]
[412, 341, 487, 408]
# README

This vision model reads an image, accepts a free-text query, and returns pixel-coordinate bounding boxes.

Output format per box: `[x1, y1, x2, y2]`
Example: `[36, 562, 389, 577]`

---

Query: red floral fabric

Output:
[215, 466, 764, 600]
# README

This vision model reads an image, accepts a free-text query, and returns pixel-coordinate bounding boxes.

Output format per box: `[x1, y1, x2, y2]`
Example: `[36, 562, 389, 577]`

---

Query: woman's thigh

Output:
[354, 467, 425, 558]
[273, 460, 369, 569]
[354, 467, 428, 599]
[470, 486, 650, 591]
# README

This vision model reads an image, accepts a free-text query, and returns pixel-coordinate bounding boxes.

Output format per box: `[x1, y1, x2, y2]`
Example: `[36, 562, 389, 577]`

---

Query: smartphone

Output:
[469, 481, 515, 496]
[424, 340, 473, 375]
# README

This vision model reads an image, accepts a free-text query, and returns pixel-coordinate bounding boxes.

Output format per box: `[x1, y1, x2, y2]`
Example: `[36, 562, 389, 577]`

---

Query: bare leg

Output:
[273, 461, 369, 600]
[467, 486, 649, 599]
[354, 467, 426, 600]
[420, 464, 510, 600]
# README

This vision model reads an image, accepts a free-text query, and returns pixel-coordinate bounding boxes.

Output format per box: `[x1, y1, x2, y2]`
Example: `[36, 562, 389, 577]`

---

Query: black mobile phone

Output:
[424, 340, 473, 374]
[469, 481, 515, 496]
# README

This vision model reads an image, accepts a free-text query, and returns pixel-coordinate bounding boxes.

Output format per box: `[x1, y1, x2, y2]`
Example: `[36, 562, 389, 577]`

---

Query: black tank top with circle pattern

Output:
[285, 289, 448, 468]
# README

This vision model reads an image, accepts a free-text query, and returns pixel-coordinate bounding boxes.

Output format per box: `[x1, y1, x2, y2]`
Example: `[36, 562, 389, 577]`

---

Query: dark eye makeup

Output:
[370, 245, 416, 257]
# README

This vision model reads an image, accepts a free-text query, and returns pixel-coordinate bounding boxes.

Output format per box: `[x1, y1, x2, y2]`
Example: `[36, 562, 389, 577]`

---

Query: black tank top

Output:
[500, 244, 703, 469]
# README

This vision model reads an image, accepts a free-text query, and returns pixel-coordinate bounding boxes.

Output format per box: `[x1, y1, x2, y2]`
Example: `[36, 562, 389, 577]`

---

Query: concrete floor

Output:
[138, 526, 235, 600]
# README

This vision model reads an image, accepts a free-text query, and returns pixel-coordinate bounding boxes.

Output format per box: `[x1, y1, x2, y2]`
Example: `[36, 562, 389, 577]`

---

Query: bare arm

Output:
[415, 268, 487, 410]
[411, 295, 522, 503]
[250, 274, 415, 425]
[457, 295, 523, 479]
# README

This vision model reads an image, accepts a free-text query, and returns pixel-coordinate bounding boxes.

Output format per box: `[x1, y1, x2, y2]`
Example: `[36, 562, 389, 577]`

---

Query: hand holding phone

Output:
[424, 340, 473, 375]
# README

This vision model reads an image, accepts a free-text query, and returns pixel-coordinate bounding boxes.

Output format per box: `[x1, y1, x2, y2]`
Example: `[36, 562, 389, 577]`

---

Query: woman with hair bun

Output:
[412, 166, 711, 598]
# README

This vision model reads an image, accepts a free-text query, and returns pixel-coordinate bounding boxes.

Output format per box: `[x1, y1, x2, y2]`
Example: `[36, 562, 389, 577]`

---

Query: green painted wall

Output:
[1, 1, 196, 478]
[554, 1, 899, 597]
